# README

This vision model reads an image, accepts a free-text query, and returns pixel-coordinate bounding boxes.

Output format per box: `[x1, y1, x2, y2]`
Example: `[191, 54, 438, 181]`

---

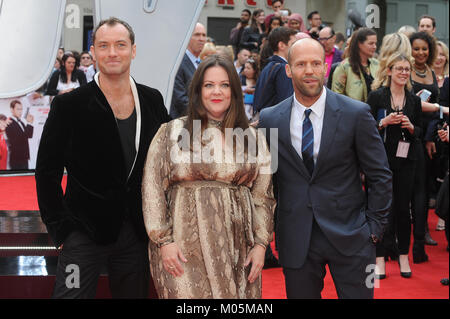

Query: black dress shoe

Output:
[413, 252, 429, 263]
[413, 240, 429, 263]
[398, 260, 412, 278]
[425, 232, 438, 246]
[400, 271, 412, 278]
[441, 278, 449, 286]
[375, 274, 386, 280]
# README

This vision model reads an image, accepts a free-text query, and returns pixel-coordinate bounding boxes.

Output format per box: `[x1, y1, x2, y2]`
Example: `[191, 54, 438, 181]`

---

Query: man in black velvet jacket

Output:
[35, 18, 171, 298]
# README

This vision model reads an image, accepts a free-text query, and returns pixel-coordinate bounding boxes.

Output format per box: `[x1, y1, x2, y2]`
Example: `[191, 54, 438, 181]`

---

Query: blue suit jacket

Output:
[253, 55, 293, 112]
[170, 53, 196, 119]
[259, 88, 392, 269]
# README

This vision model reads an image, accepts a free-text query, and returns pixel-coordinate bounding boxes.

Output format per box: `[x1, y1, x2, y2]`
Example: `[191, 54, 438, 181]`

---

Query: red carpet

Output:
[1, 175, 449, 299]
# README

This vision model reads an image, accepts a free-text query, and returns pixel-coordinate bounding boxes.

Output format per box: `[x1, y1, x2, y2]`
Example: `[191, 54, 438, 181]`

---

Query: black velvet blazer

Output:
[35, 79, 171, 247]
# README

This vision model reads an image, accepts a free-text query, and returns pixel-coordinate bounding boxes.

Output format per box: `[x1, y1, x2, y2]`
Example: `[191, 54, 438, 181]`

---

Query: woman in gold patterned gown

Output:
[142, 55, 276, 299]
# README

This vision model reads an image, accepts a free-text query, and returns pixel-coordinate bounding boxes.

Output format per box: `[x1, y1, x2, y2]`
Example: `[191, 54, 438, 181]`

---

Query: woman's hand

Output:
[382, 112, 403, 126]
[249, 120, 259, 128]
[401, 115, 414, 134]
[426, 141, 436, 159]
[58, 88, 74, 95]
[245, 245, 266, 284]
[160, 242, 187, 277]
[438, 124, 449, 143]
[244, 87, 255, 94]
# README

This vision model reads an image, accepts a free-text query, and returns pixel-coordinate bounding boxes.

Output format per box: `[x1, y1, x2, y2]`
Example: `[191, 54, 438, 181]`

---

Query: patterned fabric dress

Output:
[142, 117, 275, 299]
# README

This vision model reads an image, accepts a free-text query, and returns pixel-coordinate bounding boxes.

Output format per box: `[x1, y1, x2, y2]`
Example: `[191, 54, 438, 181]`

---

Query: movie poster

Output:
[0, 93, 51, 171]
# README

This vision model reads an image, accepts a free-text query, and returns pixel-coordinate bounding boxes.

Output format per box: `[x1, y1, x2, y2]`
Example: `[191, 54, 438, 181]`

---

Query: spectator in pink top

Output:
[318, 26, 343, 80]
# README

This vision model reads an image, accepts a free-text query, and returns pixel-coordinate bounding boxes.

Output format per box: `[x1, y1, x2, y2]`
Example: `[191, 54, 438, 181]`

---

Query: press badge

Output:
[396, 141, 410, 158]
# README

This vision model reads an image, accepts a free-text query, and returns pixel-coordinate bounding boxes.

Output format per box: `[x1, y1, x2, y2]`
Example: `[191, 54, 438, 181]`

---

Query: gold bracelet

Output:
[157, 239, 174, 248]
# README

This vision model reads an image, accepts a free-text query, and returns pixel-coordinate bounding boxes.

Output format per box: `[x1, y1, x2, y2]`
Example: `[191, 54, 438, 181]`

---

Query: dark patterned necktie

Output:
[302, 109, 314, 175]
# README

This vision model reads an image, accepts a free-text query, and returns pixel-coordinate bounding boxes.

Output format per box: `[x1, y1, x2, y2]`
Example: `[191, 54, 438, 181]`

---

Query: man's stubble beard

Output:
[295, 76, 324, 98]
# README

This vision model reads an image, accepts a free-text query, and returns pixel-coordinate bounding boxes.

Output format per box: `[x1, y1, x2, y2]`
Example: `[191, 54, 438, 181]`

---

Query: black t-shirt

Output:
[116, 107, 137, 177]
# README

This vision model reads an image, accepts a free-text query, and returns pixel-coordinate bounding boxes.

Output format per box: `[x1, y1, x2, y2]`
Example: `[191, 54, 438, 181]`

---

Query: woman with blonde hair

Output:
[199, 42, 217, 60]
[398, 25, 416, 38]
[434, 41, 449, 86]
[367, 52, 423, 279]
[372, 33, 412, 91]
[432, 41, 449, 231]
[376, 34, 449, 113]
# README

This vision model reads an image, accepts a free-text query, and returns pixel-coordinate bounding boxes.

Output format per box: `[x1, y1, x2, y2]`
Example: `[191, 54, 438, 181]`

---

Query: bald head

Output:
[285, 38, 327, 104]
[318, 27, 336, 53]
[319, 26, 333, 37]
[288, 38, 325, 65]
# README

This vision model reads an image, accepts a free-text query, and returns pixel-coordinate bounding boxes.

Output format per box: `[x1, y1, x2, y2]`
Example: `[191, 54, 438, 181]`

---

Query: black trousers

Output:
[377, 160, 416, 256]
[411, 145, 428, 243]
[283, 219, 376, 299]
[10, 159, 28, 170]
[52, 219, 150, 299]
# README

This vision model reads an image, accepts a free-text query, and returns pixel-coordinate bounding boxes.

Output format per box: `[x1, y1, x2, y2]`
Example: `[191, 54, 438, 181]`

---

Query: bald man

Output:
[170, 23, 207, 118]
[258, 39, 392, 299]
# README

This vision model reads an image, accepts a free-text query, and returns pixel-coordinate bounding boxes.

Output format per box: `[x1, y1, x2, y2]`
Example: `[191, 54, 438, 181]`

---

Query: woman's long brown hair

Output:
[186, 54, 249, 134]
[184, 54, 253, 153]
[348, 28, 377, 77]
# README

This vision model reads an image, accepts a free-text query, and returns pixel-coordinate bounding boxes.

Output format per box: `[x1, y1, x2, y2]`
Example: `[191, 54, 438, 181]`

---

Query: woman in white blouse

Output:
[46, 53, 87, 96]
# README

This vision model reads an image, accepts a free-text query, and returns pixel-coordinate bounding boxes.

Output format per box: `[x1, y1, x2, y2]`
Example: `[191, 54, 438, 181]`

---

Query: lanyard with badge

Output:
[391, 94, 410, 158]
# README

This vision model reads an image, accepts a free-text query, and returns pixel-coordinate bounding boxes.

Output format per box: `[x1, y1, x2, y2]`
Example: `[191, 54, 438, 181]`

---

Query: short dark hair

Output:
[92, 17, 135, 45]
[268, 16, 284, 34]
[10, 100, 22, 109]
[272, 0, 284, 6]
[410, 31, 437, 66]
[81, 50, 91, 57]
[307, 11, 319, 20]
[335, 32, 345, 43]
[242, 9, 251, 16]
[418, 15, 436, 28]
[0, 114, 7, 121]
[238, 47, 251, 54]
[268, 27, 297, 52]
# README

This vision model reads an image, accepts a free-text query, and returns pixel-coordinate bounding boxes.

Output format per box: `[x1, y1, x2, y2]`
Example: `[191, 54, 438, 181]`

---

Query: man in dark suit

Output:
[35, 17, 171, 299]
[259, 39, 392, 299]
[5, 100, 34, 170]
[253, 27, 297, 113]
[169, 22, 206, 119]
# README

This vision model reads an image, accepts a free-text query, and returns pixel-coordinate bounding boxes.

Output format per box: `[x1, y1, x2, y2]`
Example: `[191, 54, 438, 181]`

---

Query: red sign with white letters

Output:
[209, 0, 274, 8]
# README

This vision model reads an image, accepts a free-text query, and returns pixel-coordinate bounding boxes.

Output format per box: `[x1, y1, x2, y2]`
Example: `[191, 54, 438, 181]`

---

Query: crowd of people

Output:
[166, 1, 449, 294]
[0, 48, 97, 171]
[27, 1, 449, 300]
